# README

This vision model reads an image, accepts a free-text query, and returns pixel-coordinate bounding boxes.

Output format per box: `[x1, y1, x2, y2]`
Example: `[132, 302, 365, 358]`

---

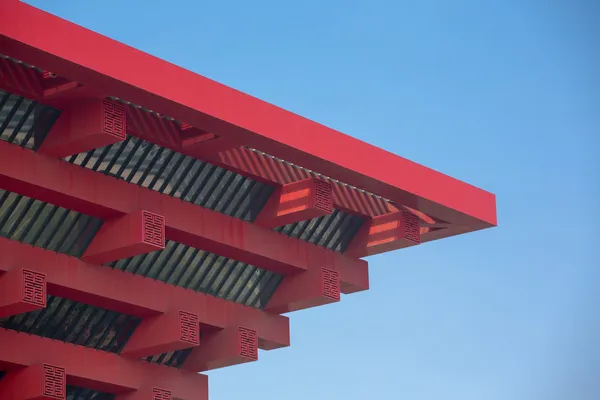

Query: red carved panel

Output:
[101, 99, 126, 139]
[152, 388, 173, 400]
[179, 311, 199, 345]
[42, 364, 66, 400]
[321, 268, 340, 301]
[313, 179, 333, 213]
[142, 211, 165, 247]
[403, 211, 421, 244]
[238, 327, 258, 360]
[22, 269, 46, 307]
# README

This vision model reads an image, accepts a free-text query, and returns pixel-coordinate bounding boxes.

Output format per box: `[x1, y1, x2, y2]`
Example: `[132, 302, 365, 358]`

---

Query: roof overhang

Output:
[0, 0, 496, 244]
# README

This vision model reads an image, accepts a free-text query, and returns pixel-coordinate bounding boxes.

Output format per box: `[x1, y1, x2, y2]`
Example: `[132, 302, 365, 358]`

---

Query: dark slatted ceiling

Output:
[0, 296, 140, 354]
[0, 89, 60, 149]
[67, 387, 115, 400]
[0, 86, 367, 389]
[0, 189, 103, 258]
[108, 241, 283, 309]
[65, 136, 274, 223]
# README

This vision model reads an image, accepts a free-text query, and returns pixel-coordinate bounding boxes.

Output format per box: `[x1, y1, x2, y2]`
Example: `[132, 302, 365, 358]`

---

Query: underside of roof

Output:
[0, 87, 367, 397]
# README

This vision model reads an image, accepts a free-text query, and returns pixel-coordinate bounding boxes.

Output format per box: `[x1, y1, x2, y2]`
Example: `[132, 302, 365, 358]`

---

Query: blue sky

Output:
[25, 1, 598, 399]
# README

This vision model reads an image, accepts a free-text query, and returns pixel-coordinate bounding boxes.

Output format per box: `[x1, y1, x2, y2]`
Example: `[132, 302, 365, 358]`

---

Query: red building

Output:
[0, 1, 496, 399]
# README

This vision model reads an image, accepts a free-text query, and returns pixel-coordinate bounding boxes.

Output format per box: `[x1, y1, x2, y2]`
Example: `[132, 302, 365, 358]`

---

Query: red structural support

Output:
[82, 210, 166, 265]
[255, 178, 333, 229]
[123, 98, 388, 220]
[0, 237, 290, 350]
[0, 267, 46, 319]
[0, 142, 368, 293]
[0, 330, 208, 400]
[266, 267, 341, 314]
[180, 123, 240, 160]
[121, 309, 200, 359]
[116, 387, 173, 400]
[0, 56, 43, 99]
[0, 0, 497, 241]
[182, 326, 259, 372]
[0, 363, 66, 400]
[346, 210, 421, 258]
[38, 99, 126, 158]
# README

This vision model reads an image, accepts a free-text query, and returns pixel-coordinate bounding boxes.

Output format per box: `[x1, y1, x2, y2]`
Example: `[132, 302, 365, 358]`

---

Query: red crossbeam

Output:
[0, 363, 66, 400]
[121, 309, 200, 359]
[0, 267, 46, 319]
[82, 210, 166, 265]
[0, 237, 290, 350]
[255, 178, 334, 228]
[0, 141, 368, 293]
[0, 329, 208, 400]
[182, 326, 259, 372]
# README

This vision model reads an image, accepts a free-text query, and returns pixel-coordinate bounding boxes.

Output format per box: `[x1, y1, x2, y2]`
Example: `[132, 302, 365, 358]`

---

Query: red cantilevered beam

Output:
[346, 210, 421, 258]
[255, 178, 333, 229]
[0, 141, 368, 293]
[82, 210, 166, 265]
[0, 267, 46, 319]
[182, 326, 259, 372]
[266, 267, 341, 314]
[0, 0, 496, 239]
[38, 99, 126, 158]
[0, 329, 208, 400]
[117, 387, 174, 400]
[0, 363, 66, 400]
[121, 309, 200, 359]
[0, 237, 290, 350]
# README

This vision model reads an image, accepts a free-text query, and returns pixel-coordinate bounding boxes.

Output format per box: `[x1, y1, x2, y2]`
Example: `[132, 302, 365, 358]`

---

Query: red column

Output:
[82, 210, 166, 265]
[346, 210, 421, 258]
[0, 268, 46, 319]
[182, 326, 258, 372]
[266, 267, 340, 313]
[0, 237, 290, 350]
[38, 99, 126, 158]
[0, 330, 208, 400]
[121, 309, 200, 359]
[255, 178, 333, 228]
[0, 364, 66, 400]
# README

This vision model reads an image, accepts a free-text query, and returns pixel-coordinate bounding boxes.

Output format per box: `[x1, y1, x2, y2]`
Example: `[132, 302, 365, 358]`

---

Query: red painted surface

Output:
[82, 210, 165, 265]
[0, 2, 498, 398]
[0, 0, 496, 238]
[0, 330, 208, 400]
[347, 211, 421, 258]
[38, 99, 126, 158]
[0, 267, 46, 318]
[180, 124, 241, 160]
[0, 237, 290, 350]
[0, 363, 66, 400]
[255, 178, 333, 228]
[116, 387, 173, 400]
[121, 310, 200, 359]
[266, 267, 341, 314]
[0, 141, 368, 292]
[182, 326, 258, 372]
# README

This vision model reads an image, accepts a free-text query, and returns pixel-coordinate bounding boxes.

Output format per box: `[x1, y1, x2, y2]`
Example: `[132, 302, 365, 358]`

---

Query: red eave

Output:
[0, 0, 496, 241]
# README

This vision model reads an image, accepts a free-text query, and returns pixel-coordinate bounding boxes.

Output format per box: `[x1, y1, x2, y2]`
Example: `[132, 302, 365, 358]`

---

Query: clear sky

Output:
[24, 1, 598, 399]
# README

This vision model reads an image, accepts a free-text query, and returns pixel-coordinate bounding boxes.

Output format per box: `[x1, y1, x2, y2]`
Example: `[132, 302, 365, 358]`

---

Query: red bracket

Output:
[0, 268, 47, 319]
[255, 178, 334, 228]
[346, 210, 421, 258]
[82, 210, 165, 265]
